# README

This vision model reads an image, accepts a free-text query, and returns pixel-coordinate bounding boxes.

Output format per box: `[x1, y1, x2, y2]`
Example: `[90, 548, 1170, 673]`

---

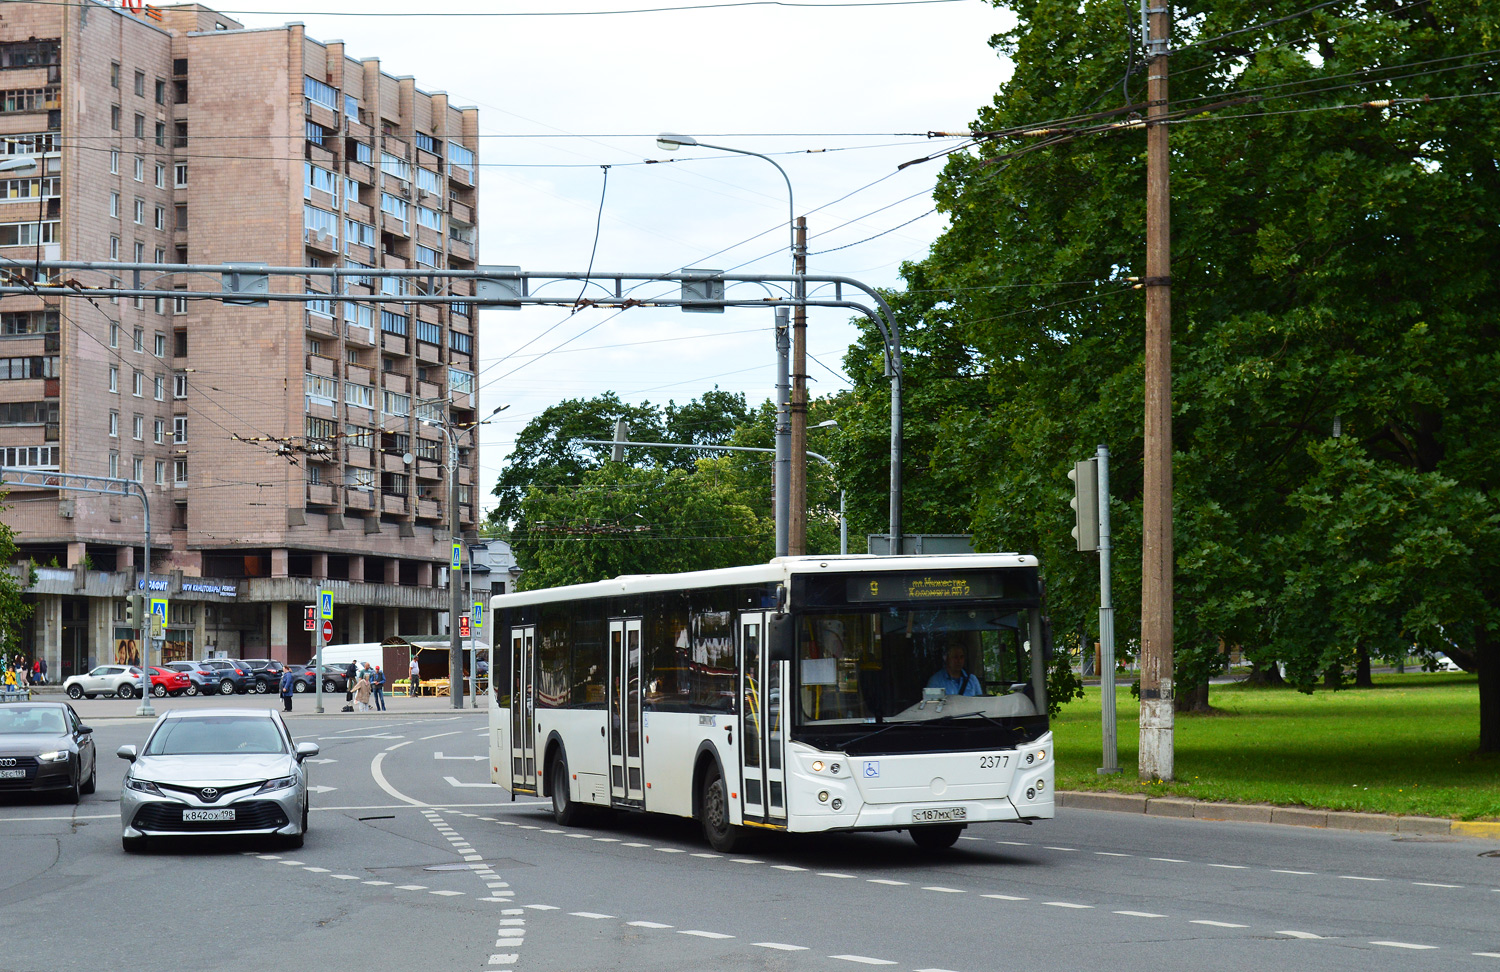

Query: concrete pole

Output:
[774, 307, 790, 558]
[448, 423, 463, 708]
[1096, 445, 1120, 775]
[789, 217, 808, 555]
[1139, 0, 1175, 781]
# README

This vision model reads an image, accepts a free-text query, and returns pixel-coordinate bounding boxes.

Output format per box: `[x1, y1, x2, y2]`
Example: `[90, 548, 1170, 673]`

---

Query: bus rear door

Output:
[608, 618, 645, 807]
[510, 625, 537, 794]
[738, 612, 787, 827]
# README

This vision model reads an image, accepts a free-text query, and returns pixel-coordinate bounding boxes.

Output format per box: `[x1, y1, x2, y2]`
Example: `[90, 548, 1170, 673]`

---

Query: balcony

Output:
[380, 452, 409, 473]
[448, 240, 475, 264]
[449, 163, 473, 187]
[417, 225, 443, 251]
[306, 353, 336, 378]
[306, 100, 339, 133]
[306, 482, 336, 506]
[416, 379, 442, 400]
[381, 332, 408, 355]
[304, 227, 338, 255]
[416, 341, 440, 365]
[345, 445, 373, 468]
[346, 323, 374, 347]
[306, 143, 336, 168]
[382, 371, 409, 394]
[305, 311, 339, 338]
[415, 498, 440, 520]
[344, 159, 374, 184]
[381, 494, 407, 515]
[449, 199, 472, 224]
[345, 487, 374, 510]
[345, 200, 374, 225]
[344, 363, 372, 386]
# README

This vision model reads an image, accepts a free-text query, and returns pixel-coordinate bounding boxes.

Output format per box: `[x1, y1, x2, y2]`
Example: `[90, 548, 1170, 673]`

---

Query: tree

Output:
[838, 0, 1500, 746]
[0, 496, 35, 655]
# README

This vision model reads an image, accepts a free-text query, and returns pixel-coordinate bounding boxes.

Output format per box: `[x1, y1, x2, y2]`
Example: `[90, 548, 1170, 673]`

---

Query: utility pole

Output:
[774, 306, 791, 557]
[1139, 0, 1175, 781]
[447, 407, 465, 710]
[789, 217, 809, 555]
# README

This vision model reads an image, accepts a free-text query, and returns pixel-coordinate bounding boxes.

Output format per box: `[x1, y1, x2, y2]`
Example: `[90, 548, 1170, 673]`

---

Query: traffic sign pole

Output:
[316, 589, 333, 714]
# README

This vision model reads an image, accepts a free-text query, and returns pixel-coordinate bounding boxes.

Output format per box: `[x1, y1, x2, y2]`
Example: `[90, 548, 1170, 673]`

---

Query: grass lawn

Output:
[1052, 672, 1500, 820]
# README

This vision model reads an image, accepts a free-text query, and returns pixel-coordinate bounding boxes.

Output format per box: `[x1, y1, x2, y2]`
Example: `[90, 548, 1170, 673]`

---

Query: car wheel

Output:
[909, 824, 963, 851]
[169, 689, 184, 697]
[699, 764, 743, 853]
[121, 835, 147, 853]
[84, 693, 97, 700]
[116, 684, 134, 700]
[66, 684, 83, 699]
[293, 680, 308, 694]
[64, 769, 80, 805]
[253, 680, 269, 694]
[551, 755, 581, 826]
[184, 684, 198, 697]
[218, 679, 235, 695]
[322, 680, 337, 693]
[80, 759, 96, 795]
[152, 683, 167, 698]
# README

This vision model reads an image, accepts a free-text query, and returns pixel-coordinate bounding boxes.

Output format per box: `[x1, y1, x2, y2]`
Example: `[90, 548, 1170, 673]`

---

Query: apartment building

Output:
[0, 2, 482, 677]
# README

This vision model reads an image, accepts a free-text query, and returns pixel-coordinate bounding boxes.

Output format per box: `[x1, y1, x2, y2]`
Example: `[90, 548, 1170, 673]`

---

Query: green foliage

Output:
[0, 497, 34, 651]
[837, 0, 1500, 745]
[1046, 647, 1086, 719]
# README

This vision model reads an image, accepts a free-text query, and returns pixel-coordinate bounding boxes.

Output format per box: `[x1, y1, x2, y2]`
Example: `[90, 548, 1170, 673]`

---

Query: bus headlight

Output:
[818, 791, 830, 803]
[812, 760, 824, 773]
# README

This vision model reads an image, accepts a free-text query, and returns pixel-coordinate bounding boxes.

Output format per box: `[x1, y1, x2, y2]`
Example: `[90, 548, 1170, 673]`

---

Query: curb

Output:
[1056, 790, 1500, 840]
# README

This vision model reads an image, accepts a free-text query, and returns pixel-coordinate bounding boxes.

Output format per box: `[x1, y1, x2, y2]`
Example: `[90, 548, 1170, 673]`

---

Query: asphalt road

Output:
[3, 704, 1498, 972]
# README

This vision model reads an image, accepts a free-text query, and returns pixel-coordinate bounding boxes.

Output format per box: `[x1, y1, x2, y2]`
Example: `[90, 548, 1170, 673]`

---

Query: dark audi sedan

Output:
[0, 702, 97, 802]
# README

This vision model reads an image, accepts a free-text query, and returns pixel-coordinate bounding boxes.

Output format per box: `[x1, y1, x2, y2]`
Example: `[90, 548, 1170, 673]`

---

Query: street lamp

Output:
[658, 133, 805, 556]
[421, 401, 508, 707]
[0, 157, 38, 174]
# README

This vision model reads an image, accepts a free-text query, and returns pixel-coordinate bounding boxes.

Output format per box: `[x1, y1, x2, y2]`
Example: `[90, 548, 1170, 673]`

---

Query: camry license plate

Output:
[0, 769, 25, 780]
[913, 807, 966, 822]
[182, 808, 236, 822]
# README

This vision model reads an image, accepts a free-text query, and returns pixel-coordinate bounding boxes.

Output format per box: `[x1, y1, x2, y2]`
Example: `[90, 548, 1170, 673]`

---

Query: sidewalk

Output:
[1057, 789, 1500, 840]
[42, 685, 489, 721]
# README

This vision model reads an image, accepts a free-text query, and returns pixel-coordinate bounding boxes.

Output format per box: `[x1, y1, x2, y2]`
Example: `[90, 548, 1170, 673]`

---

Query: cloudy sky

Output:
[233, 0, 1017, 513]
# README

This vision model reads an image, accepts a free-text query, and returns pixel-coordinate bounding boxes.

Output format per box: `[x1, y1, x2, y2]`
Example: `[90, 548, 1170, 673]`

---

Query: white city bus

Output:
[487, 554, 1054, 851]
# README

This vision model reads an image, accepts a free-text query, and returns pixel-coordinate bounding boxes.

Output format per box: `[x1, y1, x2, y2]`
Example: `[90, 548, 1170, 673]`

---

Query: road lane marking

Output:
[1044, 846, 1077, 852]
[303, 866, 330, 873]
[363, 881, 392, 886]
[772, 865, 807, 871]
[983, 894, 1028, 901]
[1340, 876, 1385, 882]
[396, 885, 428, 891]
[370, 750, 427, 807]
[1114, 911, 1165, 918]
[1371, 941, 1437, 950]
[680, 931, 735, 939]
[819, 872, 856, 879]
[1095, 852, 1131, 857]
[430, 890, 465, 896]
[279, 860, 305, 865]
[1473, 952, 1500, 958]
[1043, 902, 1092, 909]
[1277, 931, 1324, 939]
[525, 905, 560, 910]
[421, 731, 462, 740]
[594, 837, 620, 842]
[628, 921, 673, 929]
[922, 887, 965, 893]
[1272, 869, 1315, 875]
[655, 848, 686, 853]
[1150, 858, 1187, 863]
[444, 776, 498, 788]
[487, 955, 517, 965]
[1413, 882, 1462, 889]
[731, 858, 763, 864]
[1190, 921, 1248, 928]
[867, 879, 907, 886]
[621, 841, 648, 847]
[691, 853, 721, 859]
[994, 840, 1030, 846]
[570, 912, 614, 919]
[753, 943, 808, 951]
[1207, 864, 1247, 869]
[830, 956, 897, 965]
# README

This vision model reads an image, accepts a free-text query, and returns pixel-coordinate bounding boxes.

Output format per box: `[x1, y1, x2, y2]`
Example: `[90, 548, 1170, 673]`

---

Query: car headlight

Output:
[256, 775, 298, 794]
[125, 778, 162, 795]
[37, 750, 69, 763]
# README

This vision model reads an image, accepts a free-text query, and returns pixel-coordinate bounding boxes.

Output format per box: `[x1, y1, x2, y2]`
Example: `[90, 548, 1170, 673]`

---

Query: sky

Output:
[229, 0, 1018, 515]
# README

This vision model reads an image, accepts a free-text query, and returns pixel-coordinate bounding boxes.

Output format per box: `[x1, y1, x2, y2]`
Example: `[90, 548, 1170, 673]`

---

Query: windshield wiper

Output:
[839, 721, 907, 751]
[928, 711, 1008, 728]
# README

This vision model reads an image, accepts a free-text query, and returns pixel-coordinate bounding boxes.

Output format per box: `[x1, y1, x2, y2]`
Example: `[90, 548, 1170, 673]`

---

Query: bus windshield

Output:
[793, 606, 1044, 750]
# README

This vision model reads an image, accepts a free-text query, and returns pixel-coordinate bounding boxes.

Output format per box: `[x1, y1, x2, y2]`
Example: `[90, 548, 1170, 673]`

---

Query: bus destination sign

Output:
[848, 573, 1003, 602]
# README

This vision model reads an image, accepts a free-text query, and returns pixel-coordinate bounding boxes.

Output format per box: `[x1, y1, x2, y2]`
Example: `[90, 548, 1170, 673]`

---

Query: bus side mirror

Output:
[767, 613, 794, 663]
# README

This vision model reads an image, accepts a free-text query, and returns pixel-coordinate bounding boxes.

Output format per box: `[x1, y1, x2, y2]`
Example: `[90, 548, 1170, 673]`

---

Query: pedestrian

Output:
[352, 672, 372, 712]
[370, 665, 386, 711]
[344, 660, 357, 705]
[279, 667, 297, 712]
[37, 656, 46, 685]
[409, 655, 421, 697]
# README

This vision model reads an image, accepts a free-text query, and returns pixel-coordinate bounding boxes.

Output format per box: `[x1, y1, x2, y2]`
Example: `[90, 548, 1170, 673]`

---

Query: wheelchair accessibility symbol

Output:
[863, 760, 880, 779]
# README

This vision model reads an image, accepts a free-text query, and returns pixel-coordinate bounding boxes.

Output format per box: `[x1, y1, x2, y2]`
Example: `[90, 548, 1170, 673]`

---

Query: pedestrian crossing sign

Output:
[319, 589, 334, 620]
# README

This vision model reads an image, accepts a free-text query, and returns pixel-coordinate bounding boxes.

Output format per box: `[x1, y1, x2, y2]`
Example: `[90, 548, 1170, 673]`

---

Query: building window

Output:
[0, 220, 57, 245]
[108, 366, 118, 393]
[449, 331, 472, 355]
[110, 192, 119, 218]
[304, 373, 338, 403]
[173, 373, 187, 399]
[110, 105, 120, 131]
[382, 390, 410, 417]
[379, 310, 408, 336]
[173, 416, 186, 443]
[132, 370, 142, 397]
[134, 70, 145, 97]
[109, 236, 119, 260]
[133, 113, 144, 139]
[175, 204, 187, 231]
[109, 452, 119, 478]
[110, 62, 120, 88]
[414, 132, 440, 156]
[173, 162, 187, 188]
[173, 121, 186, 148]
[134, 156, 143, 182]
[303, 76, 338, 111]
[154, 78, 165, 105]
[132, 414, 143, 440]
[154, 247, 165, 264]
[132, 327, 143, 352]
[416, 320, 440, 345]
[133, 241, 144, 263]
[154, 163, 165, 189]
[449, 368, 474, 395]
[173, 458, 187, 486]
[344, 382, 374, 409]
[173, 294, 187, 316]
[154, 375, 164, 401]
[449, 142, 475, 170]
[173, 78, 187, 103]
[108, 322, 119, 348]
[348, 140, 372, 165]
[110, 149, 119, 174]
[173, 328, 186, 355]
[133, 198, 144, 224]
[155, 122, 165, 148]
[108, 411, 119, 437]
[154, 206, 165, 231]
[154, 418, 164, 444]
[132, 457, 144, 483]
[343, 425, 374, 449]
[155, 459, 166, 485]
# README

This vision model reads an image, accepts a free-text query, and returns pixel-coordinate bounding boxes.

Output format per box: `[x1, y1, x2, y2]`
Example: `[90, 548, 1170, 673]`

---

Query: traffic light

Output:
[126, 594, 145, 629]
[1068, 458, 1099, 552]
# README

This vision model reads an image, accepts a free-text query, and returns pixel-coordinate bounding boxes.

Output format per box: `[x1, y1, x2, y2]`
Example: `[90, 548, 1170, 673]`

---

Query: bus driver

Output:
[928, 645, 982, 697]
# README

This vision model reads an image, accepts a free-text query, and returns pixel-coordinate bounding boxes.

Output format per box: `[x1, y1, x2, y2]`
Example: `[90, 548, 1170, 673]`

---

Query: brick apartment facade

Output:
[0, 1, 482, 677]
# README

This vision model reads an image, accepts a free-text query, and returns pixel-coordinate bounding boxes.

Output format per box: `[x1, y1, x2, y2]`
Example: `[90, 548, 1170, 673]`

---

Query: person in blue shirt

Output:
[927, 645, 982, 697]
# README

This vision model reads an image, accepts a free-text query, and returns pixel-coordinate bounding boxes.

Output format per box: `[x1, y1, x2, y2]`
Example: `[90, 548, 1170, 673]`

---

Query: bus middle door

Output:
[608, 618, 645, 807]
[510, 625, 537, 795]
[738, 612, 787, 827]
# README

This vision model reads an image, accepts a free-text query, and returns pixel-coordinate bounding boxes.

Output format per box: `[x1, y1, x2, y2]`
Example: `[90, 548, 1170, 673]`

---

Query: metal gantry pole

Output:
[448, 424, 464, 709]
[1096, 444, 1120, 775]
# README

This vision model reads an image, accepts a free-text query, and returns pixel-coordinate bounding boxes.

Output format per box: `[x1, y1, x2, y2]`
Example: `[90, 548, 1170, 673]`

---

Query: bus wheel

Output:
[909, 824, 963, 851]
[551, 756, 581, 826]
[699, 766, 743, 853]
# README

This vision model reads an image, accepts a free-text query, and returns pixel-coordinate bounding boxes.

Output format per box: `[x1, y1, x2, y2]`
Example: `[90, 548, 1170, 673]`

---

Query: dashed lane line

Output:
[1340, 876, 1386, 882]
[1277, 931, 1325, 940]
[1114, 911, 1166, 918]
[831, 955, 897, 965]
[1371, 941, 1438, 950]
[627, 921, 673, 929]
[1043, 902, 1092, 909]
[754, 943, 809, 951]
[570, 912, 614, 919]
[1413, 882, 1462, 889]
[680, 931, 734, 939]
[1190, 921, 1249, 929]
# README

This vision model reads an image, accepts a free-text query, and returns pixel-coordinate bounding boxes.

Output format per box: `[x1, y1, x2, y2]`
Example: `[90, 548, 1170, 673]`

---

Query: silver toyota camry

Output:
[117, 708, 319, 853]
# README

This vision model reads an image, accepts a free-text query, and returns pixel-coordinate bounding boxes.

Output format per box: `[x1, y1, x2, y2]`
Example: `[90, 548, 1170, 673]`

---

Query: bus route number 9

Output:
[979, 754, 1009, 770]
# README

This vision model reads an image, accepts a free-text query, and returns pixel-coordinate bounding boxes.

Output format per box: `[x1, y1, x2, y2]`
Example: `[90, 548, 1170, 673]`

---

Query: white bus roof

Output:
[488, 553, 1038, 609]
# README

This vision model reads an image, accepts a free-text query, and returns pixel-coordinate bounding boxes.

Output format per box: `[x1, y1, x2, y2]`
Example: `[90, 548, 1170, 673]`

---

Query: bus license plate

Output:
[0, 769, 25, 780]
[913, 807, 966, 822]
[183, 808, 235, 822]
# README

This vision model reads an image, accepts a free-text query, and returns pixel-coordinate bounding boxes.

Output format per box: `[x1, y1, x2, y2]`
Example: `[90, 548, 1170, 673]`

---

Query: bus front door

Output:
[738, 613, 787, 827]
[608, 618, 645, 807]
[510, 625, 537, 795]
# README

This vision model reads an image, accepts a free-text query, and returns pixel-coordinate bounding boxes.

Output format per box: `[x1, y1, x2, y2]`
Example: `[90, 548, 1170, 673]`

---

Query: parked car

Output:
[1431, 653, 1464, 673]
[117, 708, 319, 851]
[283, 666, 316, 694]
[0, 701, 97, 802]
[288, 664, 350, 694]
[193, 659, 255, 696]
[148, 667, 191, 698]
[240, 659, 286, 695]
[162, 661, 216, 697]
[63, 665, 145, 700]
